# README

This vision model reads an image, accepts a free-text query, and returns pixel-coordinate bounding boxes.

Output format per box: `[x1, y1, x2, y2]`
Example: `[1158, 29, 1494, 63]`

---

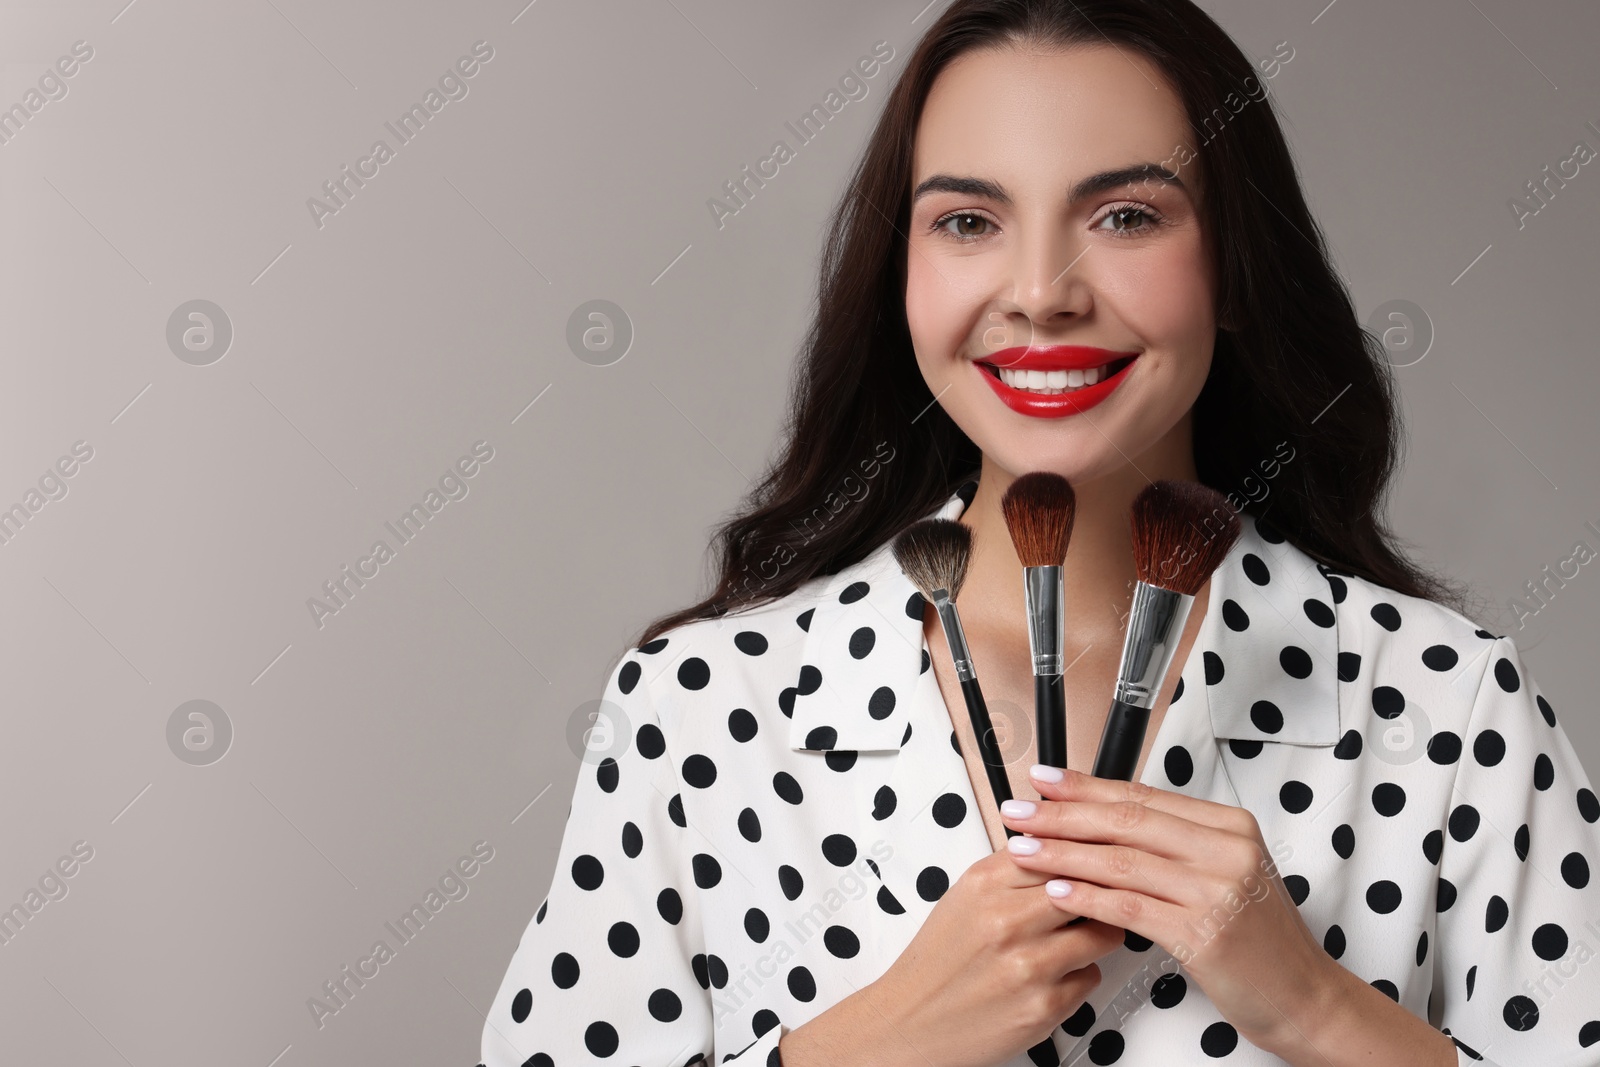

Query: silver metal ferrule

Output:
[1112, 581, 1195, 708]
[1023, 564, 1064, 676]
[931, 590, 976, 682]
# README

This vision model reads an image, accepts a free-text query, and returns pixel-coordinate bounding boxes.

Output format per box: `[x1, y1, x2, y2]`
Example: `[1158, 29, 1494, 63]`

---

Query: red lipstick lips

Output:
[977, 345, 1139, 418]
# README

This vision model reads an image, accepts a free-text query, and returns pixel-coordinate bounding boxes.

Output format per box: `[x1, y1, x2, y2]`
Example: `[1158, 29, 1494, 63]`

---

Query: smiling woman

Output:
[478, 2, 1600, 1066]
[903, 43, 1221, 487]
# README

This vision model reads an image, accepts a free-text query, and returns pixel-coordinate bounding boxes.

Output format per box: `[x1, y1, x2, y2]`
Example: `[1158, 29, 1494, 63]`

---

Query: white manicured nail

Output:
[1007, 835, 1042, 855]
[1000, 799, 1037, 819]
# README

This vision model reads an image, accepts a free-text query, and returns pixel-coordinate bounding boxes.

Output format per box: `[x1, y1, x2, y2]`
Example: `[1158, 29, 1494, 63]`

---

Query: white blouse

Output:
[479, 478, 1600, 1066]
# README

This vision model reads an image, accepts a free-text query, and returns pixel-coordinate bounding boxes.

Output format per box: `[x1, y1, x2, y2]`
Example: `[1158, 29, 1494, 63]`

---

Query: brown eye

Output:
[934, 212, 994, 239]
[1097, 205, 1162, 236]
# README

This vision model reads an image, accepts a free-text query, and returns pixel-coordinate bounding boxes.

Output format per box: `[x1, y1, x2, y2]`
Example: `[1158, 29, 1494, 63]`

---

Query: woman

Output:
[478, 1, 1600, 1064]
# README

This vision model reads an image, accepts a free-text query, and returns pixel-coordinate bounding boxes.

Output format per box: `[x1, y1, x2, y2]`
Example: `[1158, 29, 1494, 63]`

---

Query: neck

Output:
[957, 417, 1200, 646]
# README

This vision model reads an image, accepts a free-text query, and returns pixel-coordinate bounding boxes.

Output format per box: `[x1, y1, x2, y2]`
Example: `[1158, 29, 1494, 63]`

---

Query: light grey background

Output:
[1, 0, 1596, 1063]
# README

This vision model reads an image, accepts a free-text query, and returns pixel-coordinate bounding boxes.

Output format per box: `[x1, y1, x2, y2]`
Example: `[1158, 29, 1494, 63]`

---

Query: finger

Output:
[1019, 869, 1094, 932]
[1005, 834, 1205, 907]
[1030, 764, 1259, 837]
[1037, 919, 1125, 973]
[1037, 876, 1187, 953]
[1001, 795, 1233, 864]
[984, 851, 1093, 932]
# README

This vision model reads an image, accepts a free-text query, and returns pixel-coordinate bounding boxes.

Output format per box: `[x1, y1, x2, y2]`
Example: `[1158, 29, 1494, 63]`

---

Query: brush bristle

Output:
[892, 518, 972, 603]
[1130, 480, 1243, 595]
[1000, 472, 1076, 567]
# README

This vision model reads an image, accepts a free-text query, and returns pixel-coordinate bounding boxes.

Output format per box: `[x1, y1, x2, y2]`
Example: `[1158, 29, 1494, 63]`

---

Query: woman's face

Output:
[906, 43, 1219, 486]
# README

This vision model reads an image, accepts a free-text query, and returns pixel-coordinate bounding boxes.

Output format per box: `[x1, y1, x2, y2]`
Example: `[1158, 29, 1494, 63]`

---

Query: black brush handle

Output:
[1037, 672, 1089, 926]
[1091, 698, 1150, 781]
[1062, 700, 1152, 927]
[960, 676, 1021, 839]
[1035, 672, 1066, 769]
[1060, 702, 1146, 931]
[1060, 701, 1149, 931]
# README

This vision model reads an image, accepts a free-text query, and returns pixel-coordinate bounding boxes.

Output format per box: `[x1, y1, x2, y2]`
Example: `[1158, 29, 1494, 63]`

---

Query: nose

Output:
[1006, 223, 1094, 335]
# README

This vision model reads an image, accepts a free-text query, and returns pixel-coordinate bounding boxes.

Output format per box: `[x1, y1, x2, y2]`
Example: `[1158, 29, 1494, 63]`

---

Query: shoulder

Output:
[1324, 556, 1538, 746]
[603, 567, 846, 740]
[604, 481, 974, 751]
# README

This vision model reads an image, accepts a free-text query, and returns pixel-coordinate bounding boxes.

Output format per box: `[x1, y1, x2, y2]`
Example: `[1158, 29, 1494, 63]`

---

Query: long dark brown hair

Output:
[634, 0, 1461, 648]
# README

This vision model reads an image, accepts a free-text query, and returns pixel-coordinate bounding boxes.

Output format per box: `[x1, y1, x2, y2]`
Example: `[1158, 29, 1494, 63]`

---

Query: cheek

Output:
[903, 261, 942, 351]
[905, 255, 975, 381]
[906, 254, 962, 329]
[1150, 260, 1217, 346]
[1111, 243, 1213, 330]
[1099, 246, 1216, 376]
[905, 249, 1010, 344]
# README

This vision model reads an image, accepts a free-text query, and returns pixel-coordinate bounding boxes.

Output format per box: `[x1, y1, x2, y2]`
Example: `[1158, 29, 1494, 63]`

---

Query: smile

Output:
[988, 359, 1130, 393]
[976, 346, 1139, 417]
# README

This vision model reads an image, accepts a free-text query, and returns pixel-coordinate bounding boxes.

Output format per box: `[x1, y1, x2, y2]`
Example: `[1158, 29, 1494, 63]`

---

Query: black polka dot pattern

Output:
[1199, 534, 1345, 746]
[477, 496, 1600, 1065]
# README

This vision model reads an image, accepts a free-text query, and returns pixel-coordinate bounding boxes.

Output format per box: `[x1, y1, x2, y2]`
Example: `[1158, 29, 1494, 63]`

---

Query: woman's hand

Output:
[859, 846, 1126, 1067]
[999, 764, 1338, 1052]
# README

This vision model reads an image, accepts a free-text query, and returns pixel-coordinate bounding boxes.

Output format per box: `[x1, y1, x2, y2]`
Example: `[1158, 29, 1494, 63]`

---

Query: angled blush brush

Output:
[1090, 480, 1243, 781]
[893, 517, 1021, 839]
[1000, 473, 1077, 772]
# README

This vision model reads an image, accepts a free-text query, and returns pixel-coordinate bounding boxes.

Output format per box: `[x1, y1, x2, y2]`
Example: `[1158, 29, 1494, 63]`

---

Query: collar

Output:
[787, 477, 1345, 754]
[784, 477, 1346, 1058]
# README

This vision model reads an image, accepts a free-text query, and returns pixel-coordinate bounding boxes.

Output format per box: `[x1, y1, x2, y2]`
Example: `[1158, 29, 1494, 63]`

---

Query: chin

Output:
[983, 437, 1146, 486]
[948, 367, 1206, 485]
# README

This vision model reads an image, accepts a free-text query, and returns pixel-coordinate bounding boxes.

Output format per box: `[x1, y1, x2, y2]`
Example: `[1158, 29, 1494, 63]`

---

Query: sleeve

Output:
[478, 652, 790, 1065]
[1428, 637, 1600, 1066]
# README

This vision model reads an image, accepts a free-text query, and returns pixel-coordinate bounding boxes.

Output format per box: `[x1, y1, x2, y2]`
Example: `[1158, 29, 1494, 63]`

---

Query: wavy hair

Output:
[634, 0, 1461, 648]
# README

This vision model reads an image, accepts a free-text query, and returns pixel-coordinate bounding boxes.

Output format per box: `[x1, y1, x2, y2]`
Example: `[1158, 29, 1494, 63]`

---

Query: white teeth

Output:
[995, 363, 1115, 394]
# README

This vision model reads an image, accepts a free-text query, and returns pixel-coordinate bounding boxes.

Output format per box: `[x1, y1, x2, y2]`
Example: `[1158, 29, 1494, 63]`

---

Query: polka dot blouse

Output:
[478, 479, 1600, 1066]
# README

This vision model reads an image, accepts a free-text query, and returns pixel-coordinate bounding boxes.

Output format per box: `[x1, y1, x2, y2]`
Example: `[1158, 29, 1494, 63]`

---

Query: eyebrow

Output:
[911, 162, 1186, 206]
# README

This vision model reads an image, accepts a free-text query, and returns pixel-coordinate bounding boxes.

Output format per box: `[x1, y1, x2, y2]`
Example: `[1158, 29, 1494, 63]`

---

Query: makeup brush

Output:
[1090, 480, 1243, 781]
[893, 517, 1021, 839]
[1000, 472, 1077, 772]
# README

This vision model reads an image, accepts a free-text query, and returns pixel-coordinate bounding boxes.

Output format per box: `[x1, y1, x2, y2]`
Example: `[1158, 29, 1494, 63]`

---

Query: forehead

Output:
[912, 43, 1196, 193]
